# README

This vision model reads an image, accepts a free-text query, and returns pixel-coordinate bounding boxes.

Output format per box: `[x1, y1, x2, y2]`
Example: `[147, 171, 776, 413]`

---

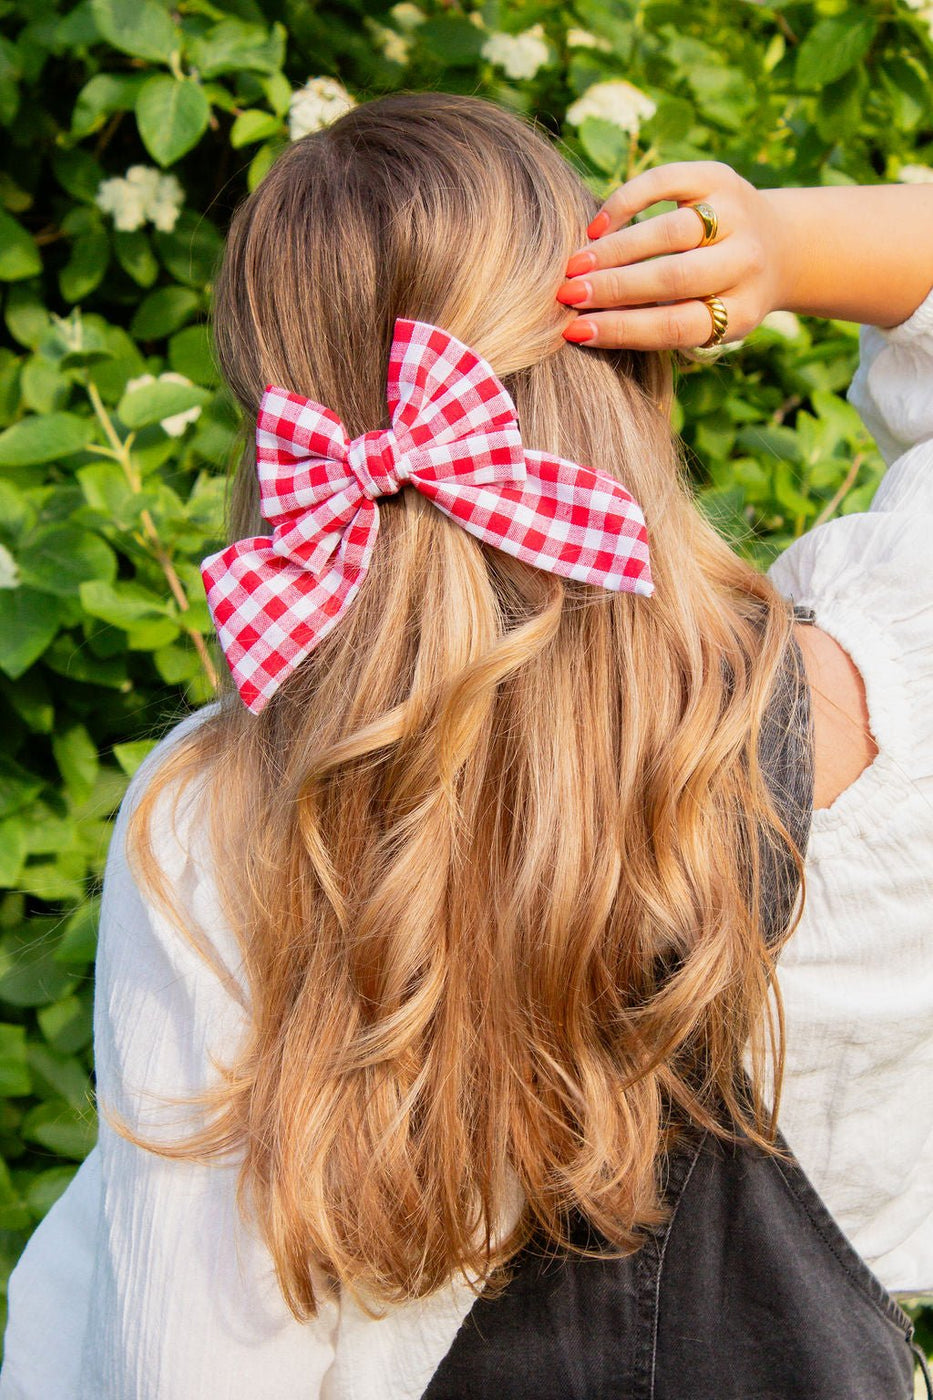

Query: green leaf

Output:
[795, 13, 877, 89]
[0, 211, 41, 281]
[17, 525, 117, 601]
[28, 1043, 93, 1112]
[90, 0, 178, 64]
[43, 634, 131, 691]
[0, 1157, 30, 1230]
[52, 148, 106, 205]
[152, 211, 223, 287]
[59, 225, 111, 303]
[0, 414, 94, 467]
[578, 117, 630, 174]
[52, 723, 100, 803]
[112, 739, 158, 776]
[79, 578, 171, 629]
[117, 377, 209, 428]
[20, 358, 70, 416]
[0, 589, 65, 678]
[0, 818, 27, 885]
[419, 17, 484, 65]
[168, 324, 218, 384]
[4, 285, 50, 349]
[0, 1024, 30, 1097]
[70, 71, 148, 138]
[187, 18, 285, 77]
[229, 108, 281, 147]
[20, 1099, 96, 1161]
[0, 756, 42, 819]
[136, 75, 210, 168]
[54, 897, 100, 968]
[0, 927, 80, 1009]
[130, 286, 201, 339]
[112, 228, 159, 287]
[38, 993, 93, 1055]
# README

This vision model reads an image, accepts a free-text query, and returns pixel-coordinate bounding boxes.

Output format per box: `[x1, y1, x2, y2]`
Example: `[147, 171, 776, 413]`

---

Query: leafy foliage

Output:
[0, 0, 931, 1359]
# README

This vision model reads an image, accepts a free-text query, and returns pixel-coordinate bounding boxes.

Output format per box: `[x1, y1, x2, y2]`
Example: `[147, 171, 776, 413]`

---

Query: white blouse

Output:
[2, 288, 932, 1399]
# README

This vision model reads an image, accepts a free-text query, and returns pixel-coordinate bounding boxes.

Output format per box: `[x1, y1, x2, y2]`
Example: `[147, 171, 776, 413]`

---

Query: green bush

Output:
[0, 0, 931, 1362]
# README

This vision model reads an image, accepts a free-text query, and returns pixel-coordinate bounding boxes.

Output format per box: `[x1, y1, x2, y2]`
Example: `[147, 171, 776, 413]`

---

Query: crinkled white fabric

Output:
[2, 288, 932, 1397]
[765, 284, 933, 1296]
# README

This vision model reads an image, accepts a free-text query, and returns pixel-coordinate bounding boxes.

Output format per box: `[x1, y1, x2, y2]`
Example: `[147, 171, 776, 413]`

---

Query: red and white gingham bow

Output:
[201, 318, 653, 714]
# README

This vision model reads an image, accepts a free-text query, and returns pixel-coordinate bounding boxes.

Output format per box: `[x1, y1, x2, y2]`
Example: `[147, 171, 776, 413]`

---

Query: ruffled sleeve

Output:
[0, 705, 338, 1399]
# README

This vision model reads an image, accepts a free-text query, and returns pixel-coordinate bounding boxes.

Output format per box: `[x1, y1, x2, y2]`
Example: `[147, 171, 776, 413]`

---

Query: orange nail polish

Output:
[565, 251, 595, 278]
[562, 320, 596, 344]
[587, 211, 610, 239]
[556, 281, 590, 306]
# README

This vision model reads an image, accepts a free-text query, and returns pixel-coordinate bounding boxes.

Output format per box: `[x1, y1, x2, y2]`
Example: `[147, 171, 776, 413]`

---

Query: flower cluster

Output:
[481, 25, 550, 81]
[566, 79, 657, 135]
[288, 77, 356, 141]
[95, 166, 184, 234]
[566, 28, 611, 51]
[125, 372, 203, 438]
[899, 163, 933, 184]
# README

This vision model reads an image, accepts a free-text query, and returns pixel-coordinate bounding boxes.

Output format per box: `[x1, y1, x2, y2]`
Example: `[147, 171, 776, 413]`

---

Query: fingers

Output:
[567, 206, 717, 279]
[562, 299, 732, 352]
[588, 160, 742, 237]
[558, 244, 733, 312]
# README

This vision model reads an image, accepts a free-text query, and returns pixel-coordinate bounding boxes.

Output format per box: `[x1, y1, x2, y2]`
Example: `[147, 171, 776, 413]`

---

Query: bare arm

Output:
[556, 162, 933, 349]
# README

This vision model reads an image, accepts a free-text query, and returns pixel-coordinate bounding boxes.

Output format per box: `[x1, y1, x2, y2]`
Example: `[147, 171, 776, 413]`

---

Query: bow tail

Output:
[412, 453, 654, 596]
[201, 509, 380, 714]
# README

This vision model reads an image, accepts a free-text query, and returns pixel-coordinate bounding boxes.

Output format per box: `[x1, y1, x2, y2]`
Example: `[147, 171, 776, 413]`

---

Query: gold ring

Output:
[685, 201, 718, 246]
[699, 294, 728, 348]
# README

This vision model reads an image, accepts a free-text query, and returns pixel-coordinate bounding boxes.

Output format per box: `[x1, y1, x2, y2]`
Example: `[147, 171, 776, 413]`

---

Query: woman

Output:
[1, 92, 931, 1398]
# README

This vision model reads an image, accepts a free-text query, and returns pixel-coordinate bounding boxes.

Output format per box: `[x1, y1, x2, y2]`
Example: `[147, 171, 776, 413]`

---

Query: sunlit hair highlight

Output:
[118, 91, 808, 1321]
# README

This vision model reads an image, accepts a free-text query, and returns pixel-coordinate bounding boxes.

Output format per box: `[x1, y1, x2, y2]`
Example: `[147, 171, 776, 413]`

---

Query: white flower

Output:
[95, 176, 148, 233]
[566, 28, 611, 51]
[481, 25, 550, 81]
[904, 0, 933, 36]
[899, 163, 933, 184]
[566, 80, 657, 136]
[288, 78, 356, 141]
[369, 23, 410, 64]
[760, 310, 802, 339]
[0, 543, 20, 590]
[125, 372, 203, 438]
[389, 3, 425, 32]
[95, 165, 184, 234]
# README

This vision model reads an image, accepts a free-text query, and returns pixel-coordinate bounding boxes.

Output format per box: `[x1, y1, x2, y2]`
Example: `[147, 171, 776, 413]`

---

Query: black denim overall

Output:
[425, 607, 933, 1400]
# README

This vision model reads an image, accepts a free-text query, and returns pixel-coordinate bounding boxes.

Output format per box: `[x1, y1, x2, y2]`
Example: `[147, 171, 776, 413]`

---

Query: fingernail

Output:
[555, 281, 590, 306]
[587, 211, 610, 239]
[562, 320, 596, 344]
[565, 251, 595, 278]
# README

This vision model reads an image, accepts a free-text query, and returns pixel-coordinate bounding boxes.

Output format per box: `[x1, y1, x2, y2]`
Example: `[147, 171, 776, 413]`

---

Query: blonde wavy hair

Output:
[119, 91, 806, 1321]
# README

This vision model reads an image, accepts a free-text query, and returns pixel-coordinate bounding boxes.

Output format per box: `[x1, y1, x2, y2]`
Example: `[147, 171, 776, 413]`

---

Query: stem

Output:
[86, 381, 221, 694]
[812, 453, 864, 529]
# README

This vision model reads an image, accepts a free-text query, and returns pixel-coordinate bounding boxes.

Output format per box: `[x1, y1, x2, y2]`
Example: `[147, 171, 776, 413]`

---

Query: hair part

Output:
[118, 91, 806, 1321]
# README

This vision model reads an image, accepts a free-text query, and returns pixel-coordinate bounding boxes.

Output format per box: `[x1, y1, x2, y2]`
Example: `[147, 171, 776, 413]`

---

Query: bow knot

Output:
[201, 318, 654, 715]
[347, 429, 409, 500]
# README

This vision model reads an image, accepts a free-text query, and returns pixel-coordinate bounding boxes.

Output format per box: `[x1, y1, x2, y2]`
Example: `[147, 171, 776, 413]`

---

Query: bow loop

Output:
[201, 318, 654, 714]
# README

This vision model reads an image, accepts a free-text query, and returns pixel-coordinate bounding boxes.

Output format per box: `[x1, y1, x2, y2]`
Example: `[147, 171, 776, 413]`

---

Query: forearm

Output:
[761, 184, 933, 329]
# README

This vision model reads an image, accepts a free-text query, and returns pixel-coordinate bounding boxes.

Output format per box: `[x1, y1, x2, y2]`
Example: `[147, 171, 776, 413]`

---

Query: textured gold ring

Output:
[685, 201, 719, 246]
[699, 294, 729, 348]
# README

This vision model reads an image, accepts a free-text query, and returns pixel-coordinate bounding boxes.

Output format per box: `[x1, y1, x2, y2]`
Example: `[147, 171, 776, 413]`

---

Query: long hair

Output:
[119, 91, 806, 1320]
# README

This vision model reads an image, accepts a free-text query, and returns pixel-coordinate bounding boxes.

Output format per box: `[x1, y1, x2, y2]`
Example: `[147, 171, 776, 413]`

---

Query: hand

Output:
[556, 160, 788, 351]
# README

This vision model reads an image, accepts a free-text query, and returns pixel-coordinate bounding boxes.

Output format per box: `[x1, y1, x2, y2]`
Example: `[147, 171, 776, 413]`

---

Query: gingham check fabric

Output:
[200, 318, 654, 714]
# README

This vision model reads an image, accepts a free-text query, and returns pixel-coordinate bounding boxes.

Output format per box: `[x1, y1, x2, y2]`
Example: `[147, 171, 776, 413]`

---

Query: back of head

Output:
[124, 91, 805, 1320]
